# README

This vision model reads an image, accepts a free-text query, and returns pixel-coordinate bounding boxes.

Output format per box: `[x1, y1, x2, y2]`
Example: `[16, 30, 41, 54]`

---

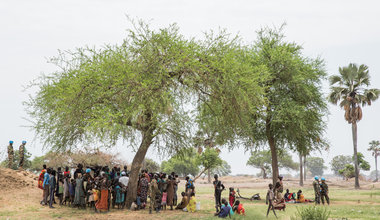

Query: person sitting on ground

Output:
[185, 192, 196, 212]
[221, 198, 234, 216]
[232, 200, 245, 216]
[217, 199, 231, 218]
[175, 192, 188, 210]
[296, 190, 307, 203]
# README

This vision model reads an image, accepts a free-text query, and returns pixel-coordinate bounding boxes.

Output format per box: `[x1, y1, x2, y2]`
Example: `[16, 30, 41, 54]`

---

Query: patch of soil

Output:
[0, 168, 37, 190]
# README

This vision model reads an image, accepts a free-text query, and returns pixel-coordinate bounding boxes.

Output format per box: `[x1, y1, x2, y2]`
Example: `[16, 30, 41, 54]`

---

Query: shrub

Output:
[291, 206, 330, 220]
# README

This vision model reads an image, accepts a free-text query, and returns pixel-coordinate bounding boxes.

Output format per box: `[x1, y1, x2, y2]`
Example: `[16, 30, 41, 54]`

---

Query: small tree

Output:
[247, 150, 298, 179]
[161, 148, 199, 177]
[355, 152, 370, 171]
[330, 155, 352, 176]
[306, 157, 326, 176]
[195, 147, 223, 180]
[368, 140, 380, 181]
[339, 164, 355, 180]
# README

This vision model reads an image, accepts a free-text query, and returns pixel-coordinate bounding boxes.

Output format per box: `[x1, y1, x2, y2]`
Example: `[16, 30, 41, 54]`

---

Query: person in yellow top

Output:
[186, 192, 196, 212]
[296, 190, 305, 203]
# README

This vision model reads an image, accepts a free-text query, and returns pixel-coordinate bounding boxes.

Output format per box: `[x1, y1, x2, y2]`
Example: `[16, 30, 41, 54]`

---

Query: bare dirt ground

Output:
[1, 168, 380, 220]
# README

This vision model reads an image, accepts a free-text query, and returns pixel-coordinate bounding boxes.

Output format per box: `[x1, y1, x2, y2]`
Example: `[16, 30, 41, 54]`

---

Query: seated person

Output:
[232, 200, 245, 215]
[176, 192, 188, 210]
[220, 198, 234, 216]
[296, 190, 313, 203]
[217, 199, 231, 218]
[284, 189, 291, 202]
[273, 197, 286, 211]
[186, 192, 196, 212]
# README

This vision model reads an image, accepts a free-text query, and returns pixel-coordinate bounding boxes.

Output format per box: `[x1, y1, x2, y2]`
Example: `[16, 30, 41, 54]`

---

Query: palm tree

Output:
[368, 140, 380, 182]
[328, 63, 380, 188]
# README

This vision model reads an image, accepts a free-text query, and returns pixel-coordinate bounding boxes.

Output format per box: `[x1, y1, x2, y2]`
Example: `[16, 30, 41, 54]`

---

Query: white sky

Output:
[1, 0, 380, 176]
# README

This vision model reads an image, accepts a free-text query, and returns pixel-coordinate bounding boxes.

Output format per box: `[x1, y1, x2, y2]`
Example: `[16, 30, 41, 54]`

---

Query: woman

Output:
[139, 172, 149, 204]
[95, 173, 110, 212]
[74, 173, 86, 209]
[166, 175, 175, 210]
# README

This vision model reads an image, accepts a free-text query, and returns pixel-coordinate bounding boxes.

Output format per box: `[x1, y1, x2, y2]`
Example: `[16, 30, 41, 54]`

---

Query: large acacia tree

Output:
[329, 63, 380, 188]
[26, 23, 207, 206]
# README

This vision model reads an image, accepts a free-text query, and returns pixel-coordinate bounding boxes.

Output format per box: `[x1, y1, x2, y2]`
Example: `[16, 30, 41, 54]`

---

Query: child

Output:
[217, 199, 231, 218]
[232, 200, 245, 215]
[69, 179, 75, 206]
[186, 192, 196, 212]
[229, 187, 236, 207]
[266, 184, 277, 218]
[161, 189, 167, 210]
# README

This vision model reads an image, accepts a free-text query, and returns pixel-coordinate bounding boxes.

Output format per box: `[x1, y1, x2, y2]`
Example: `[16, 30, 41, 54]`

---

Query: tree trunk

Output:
[299, 152, 303, 186]
[207, 169, 211, 183]
[375, 155, 378, 182]
[303, 155, 307, 181]
[352, 121, 360, 189]
[262, 167, 267, 179]
[125, 127, 154, 207]
[266, 118, 278, 185]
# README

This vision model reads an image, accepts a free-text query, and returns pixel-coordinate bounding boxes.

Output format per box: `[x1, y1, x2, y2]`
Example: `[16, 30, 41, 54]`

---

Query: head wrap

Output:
[121, 171, 126, 176]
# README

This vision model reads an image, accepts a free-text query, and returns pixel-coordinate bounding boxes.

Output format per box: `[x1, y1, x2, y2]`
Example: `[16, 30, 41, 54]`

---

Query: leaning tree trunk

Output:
[266, 118, 278, 185]
[125, 127, 154, 207]
[303, 155, 307, 181]
[375, 155, 378, 182]
[352, 121, 360, 189]
[299, 152, 304, 186]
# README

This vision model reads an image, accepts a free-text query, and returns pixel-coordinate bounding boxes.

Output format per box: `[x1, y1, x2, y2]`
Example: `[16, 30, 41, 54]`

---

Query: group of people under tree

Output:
[37, 163, 201, 214]
[6, 140, 27, 169]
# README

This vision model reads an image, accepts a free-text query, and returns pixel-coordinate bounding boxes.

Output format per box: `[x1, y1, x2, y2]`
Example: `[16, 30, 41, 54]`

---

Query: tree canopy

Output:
[246, 149, 298, 179]
[306, 156, 326, 176]
[330, 155, 352, 176]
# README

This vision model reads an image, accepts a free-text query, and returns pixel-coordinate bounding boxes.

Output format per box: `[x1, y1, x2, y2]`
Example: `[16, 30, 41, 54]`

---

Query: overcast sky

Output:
[1, 0, 379, 175]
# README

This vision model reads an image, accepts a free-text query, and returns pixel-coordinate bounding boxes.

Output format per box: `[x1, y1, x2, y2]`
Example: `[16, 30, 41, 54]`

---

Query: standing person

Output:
[49, 170, 56, 208]
[18, 141, 26, 169]
[313, 176, 321, 205]
[185, 176, 194, 202]
[173, 174, 180, 205]
[56, 167, 64, 205]
[149, 174, 161, 214]
[274, 175, 284, 200]
[42, 168, 51, 206]
[229, 187, 236, 207]
[95, 173, 109, 212]
[123, 165, 129, 176]
[320, 178, 330, 205]
[74, 173, 86, 209]
[7, 141, 14, 169]
[266, 184, 277, 218]
[213, 174, 225, 213]
[139, 171, 149, 205]
[166, 175, 175, 210]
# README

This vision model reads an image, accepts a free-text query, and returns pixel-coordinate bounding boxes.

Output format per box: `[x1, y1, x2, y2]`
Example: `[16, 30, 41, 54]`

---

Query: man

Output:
[213, 174, 225, 213]
[7, 141, 14, 169]
[42, 168, 51, 206]
[320, 177, 330, 205]
[313, 176, 320, 205]
[18, 141, 26, 169]
[148, 174, 161, 214]
[266, 183, 277, 218]
[49, 170, 57, 208]
[123, 165, 129, 176]
[274, 175, 284, 200]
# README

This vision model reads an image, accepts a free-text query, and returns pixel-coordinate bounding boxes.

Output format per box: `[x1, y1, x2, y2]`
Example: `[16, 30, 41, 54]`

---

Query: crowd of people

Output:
[37, 163, 198, 213]
[36, 163, 247, 218]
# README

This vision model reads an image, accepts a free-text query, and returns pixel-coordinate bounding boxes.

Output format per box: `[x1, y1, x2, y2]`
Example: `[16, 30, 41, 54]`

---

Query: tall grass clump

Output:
[291, 206, 330, 220]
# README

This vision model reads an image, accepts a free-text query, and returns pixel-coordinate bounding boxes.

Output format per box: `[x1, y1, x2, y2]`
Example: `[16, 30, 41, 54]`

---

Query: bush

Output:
[291, 206, 330, 220]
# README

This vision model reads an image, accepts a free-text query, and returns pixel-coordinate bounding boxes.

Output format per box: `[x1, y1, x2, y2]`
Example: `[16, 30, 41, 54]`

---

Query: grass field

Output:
[1, 175, 380, 219]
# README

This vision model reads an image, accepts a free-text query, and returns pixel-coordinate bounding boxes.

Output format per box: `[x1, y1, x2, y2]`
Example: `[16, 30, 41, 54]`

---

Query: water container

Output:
[196, 202, 201, 210]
